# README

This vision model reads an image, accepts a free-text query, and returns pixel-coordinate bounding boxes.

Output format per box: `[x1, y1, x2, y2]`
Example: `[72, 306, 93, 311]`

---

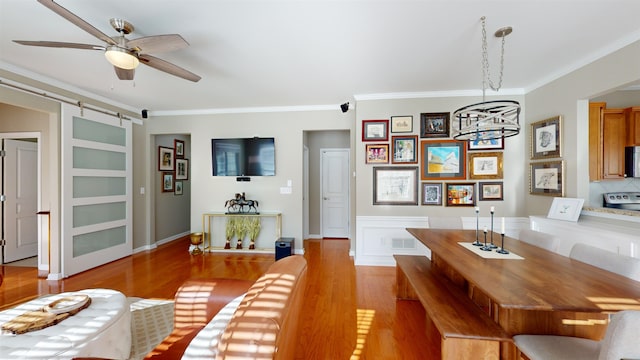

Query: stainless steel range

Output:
[603, 192, 640, 211]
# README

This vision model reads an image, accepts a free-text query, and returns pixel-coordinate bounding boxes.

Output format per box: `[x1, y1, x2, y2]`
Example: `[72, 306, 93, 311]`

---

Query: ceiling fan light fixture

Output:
[105, 46, 139, 70]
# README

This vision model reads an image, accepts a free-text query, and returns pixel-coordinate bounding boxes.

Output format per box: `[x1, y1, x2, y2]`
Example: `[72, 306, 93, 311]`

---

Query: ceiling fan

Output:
[13, 0, 201, 82]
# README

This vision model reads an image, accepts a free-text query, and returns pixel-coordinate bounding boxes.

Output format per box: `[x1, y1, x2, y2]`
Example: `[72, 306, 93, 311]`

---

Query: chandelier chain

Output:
[481, 16, 506, 93]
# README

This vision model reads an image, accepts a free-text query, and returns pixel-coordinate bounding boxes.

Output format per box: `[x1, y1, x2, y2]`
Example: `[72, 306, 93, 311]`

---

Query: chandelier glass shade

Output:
[452, 17, 520, 141]
[104, 46, 139, 70]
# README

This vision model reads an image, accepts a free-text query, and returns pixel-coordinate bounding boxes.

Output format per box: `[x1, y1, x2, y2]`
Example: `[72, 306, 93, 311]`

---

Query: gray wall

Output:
[153, 134, 191, 242]
[144, 111, 355, 253]
[355, 95, 526, 218]
[524, 40, 640, 213]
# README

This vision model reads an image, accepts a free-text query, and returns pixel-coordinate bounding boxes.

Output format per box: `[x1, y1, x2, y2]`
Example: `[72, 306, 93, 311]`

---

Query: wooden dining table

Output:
[406, 228, 640, 359]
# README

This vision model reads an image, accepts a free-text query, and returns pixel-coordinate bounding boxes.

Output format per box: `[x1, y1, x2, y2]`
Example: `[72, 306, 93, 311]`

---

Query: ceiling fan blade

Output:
[139, 54, 201, 82]
[13, 40, 105, 51]
[114, 67, 135, 80]
[127, 34, 189, 54]
[37, 0, 117, 46]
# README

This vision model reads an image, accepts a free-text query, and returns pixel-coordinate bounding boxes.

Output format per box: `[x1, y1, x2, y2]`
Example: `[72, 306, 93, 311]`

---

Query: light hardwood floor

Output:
[0, 238, 432, 359]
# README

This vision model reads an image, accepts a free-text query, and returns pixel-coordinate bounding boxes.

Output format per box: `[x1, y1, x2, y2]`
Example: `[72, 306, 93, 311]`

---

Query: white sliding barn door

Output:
[61, 104, 132, 277]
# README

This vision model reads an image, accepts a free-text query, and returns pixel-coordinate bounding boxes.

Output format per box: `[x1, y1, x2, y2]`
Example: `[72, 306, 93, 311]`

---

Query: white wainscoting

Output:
[355, 216, 430, 266]
[355, 216, 530, 266]
[530, 215, 640, 258]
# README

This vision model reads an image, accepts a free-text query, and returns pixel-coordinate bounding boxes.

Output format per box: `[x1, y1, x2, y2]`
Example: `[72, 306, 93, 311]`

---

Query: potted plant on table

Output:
[224, 217, 236, 249]
[247, 217, 261, 250]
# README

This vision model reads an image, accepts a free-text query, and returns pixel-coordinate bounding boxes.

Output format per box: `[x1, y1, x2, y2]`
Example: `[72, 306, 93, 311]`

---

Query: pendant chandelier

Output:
[453, 17, 520, 141]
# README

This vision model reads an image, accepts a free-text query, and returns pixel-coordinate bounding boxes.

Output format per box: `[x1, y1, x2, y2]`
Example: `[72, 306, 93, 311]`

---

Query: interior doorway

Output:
[1, 135, 39, 265]
[303, 130, 350, 239]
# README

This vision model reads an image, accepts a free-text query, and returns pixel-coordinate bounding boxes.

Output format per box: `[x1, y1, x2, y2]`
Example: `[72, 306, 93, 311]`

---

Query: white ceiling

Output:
[1, 0, 640, 114]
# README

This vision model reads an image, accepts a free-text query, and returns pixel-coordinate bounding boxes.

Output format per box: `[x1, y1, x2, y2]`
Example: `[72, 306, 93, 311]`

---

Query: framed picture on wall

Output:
[421, 182, 443, 206]
[176, 158, 189, 180]
[529, 160, 565, 196]
[174, 181, 183, 195]
[174, 139, 185, 158]
[392, 135, 418, 164]
[420, 140, 466, 180]
[467, 131, 505, 150]
[162, 172, 174, 192]
[362, 119, 389, 141]
[365, 144, 390, 164]
[420, 112, 450, 138]
[531, 116, 562, 159]
[469, 152, 503, 179]
[373, 166, 419, 205]
[479, 181, 504, 201]
[158, 146, 174, 171]
[445, 182, 476, 206]
[391, 116, 413, 133]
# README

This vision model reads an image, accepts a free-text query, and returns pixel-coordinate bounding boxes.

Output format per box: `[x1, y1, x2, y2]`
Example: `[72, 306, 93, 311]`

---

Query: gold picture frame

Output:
[530, 116, 562, 159]
[469, 152, 503, 179]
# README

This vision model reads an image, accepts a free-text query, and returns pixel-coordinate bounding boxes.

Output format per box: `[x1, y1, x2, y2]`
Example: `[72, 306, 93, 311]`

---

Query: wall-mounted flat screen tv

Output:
[211, 137, 275, 176]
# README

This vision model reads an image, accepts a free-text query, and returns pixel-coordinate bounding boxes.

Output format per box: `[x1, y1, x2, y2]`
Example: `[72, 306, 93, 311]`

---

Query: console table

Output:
[201, 211, 282, 253]
[0, 289, 130, 359]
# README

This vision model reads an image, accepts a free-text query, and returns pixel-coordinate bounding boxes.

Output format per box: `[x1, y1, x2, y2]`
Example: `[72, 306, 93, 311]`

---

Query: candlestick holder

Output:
[489, 211, 498, 249]
[473, 209, 481, 246]
[480, 230, 492, 251]
[496, 233, 509, 254]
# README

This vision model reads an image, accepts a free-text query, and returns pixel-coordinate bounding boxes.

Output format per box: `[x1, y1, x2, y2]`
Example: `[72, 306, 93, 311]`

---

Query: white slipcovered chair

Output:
[514, 310, 640, 360]
[518, 229, 559, 252]
[569, 243, 640, 282]
[427, 216, 463, 229]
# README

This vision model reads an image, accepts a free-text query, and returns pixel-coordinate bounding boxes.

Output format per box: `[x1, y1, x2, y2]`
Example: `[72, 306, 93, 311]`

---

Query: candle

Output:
[475, 206, 479, 213]
[484, 226, 487, 233]
[501, 217, 505, 234]
[490, 206, 495, 213]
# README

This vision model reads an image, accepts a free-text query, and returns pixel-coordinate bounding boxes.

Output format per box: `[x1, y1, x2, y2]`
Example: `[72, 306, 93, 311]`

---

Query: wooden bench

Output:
[394, 254, 510, 360]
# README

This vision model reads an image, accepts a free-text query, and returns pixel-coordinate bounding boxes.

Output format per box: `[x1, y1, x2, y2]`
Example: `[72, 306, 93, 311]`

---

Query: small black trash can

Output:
[275, 237, 294, 261]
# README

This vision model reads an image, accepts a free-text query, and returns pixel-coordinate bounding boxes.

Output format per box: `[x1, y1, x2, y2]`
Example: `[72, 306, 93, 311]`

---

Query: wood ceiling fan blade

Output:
[139, 54, 201, 82]
[37, 0, 117, 46]
[114, 67, 135, 80]
[127, 34, 189, 55]
[13, 40, 105, 51]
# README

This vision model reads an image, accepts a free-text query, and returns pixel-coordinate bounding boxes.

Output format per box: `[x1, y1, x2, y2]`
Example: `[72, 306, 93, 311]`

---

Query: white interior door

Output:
[321, 149, 350, 238]
[2, 139, 38, 263]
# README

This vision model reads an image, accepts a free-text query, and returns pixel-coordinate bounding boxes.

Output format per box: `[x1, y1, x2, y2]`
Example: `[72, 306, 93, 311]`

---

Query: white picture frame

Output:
[547, 197, 584, 222]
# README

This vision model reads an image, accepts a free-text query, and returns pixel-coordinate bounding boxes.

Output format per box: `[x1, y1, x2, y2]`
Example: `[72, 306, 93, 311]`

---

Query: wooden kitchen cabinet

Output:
[626, 106, 640, 146]
[589, 102, 605, 181]
[589, 102, 626, 180]
[602, 109, 627, 179]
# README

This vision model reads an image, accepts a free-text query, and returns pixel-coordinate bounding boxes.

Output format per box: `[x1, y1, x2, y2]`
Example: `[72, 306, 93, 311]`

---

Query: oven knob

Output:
[623, 194, 629, 200]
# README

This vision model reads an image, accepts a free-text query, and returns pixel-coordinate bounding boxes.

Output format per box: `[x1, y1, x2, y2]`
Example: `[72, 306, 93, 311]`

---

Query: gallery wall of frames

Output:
[158, 138, 190, 196]
[363, 113, 560, 207]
